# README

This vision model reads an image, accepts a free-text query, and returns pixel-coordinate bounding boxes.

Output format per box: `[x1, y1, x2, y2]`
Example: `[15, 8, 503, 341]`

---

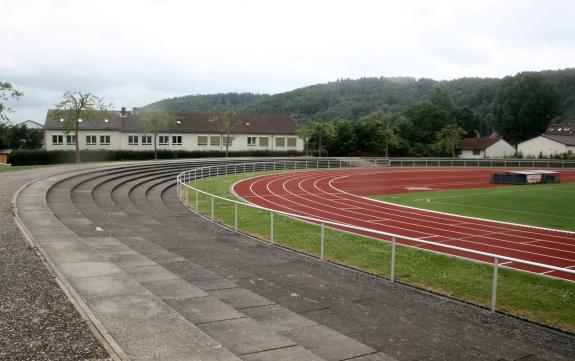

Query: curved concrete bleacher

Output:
[16, 160, 395, 361]
[15, 160, 575, 361]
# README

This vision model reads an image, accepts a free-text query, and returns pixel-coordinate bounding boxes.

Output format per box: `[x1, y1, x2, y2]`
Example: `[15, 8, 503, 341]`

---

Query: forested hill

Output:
[144, 93, 269, 113]
[145, 68, 575, 123]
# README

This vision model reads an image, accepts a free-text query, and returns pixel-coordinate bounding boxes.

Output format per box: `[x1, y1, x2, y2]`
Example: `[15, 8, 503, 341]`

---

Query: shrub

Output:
[9, 149, 305, 166]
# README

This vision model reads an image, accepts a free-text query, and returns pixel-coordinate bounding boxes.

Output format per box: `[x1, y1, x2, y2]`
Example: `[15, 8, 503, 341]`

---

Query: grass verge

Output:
[189, 172, 575, 333]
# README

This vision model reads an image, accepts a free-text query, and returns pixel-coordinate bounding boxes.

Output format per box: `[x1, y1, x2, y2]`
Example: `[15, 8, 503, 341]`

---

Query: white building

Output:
[19, 120, 44, 129]
[517, 123, 575, 158]
[457, 134, 515, 158]
[44, 109, 304, 153]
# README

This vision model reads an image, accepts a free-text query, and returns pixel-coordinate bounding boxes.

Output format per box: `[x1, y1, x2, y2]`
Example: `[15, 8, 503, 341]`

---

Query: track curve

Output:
[13, 160, 575, 360]
[233, 167, 575, 281]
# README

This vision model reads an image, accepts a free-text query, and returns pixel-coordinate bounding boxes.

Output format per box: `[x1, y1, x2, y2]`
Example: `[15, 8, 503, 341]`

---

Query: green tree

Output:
[329, 120, 359, 156]
[492, 72, 560, 147]
[0, 123, 10, 148]
[214, 112, 239, 158]
[9, 124, 43, 149]
[309, 121, 335, 157]
[358, 112, 404, 157]
[53, 91, 109, 163]
[0, 81, 23, 122]
[454, 106, 481, 137]
[436, 124, 466, 157]
[296, 123, 313, 156]
[139, 108, 180, 160]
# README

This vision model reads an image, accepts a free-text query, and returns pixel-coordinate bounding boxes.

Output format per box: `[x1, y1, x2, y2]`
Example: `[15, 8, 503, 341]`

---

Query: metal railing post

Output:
[491, 257, 499, 313]
[320, 222, 325, 260]
[234, 203, 238, 230]
[390, 236, 396, 282]
[270, 212, 274, 244]
[211, 196, 214, 220]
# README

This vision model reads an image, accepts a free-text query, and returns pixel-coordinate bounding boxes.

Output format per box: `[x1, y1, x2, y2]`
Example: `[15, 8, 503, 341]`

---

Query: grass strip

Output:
[189, 172, 575, 333]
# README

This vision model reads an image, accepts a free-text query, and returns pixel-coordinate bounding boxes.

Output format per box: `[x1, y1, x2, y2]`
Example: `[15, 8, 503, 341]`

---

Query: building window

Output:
[100, 135, 110, 145]
[66, 135, 75, 145]
[210, 136, 220, 146]
[142, 135, 152, 145]
[52, 135, 63, 145]
[172, 136, 182, 145]
[287, 137, 297, 147]
[159, 136, 170, 145]
[472, 149, 481, 155]
[198, 136, 208, 146]
[128, 135, 139, 145]
[259, 137, 269, 147]
[223, 136, 233, 146]
[275, 137, 285, 147]
[86, 135, 97, 145]
[247, 136, 257, 146]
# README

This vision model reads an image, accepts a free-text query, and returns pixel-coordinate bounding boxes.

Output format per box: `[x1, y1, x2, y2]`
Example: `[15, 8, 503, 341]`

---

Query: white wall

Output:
[518, 136, 567, 158]
[485, 139, 516, 158]
[45, 130, 122, 150]
[459, 149, 485, 159]
[45, 130, 304, 152]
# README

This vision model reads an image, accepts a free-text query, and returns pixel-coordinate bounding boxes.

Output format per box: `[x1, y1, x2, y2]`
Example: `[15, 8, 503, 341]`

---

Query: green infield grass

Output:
[372, 182, 575, 231]
[188, 172, 575, 333]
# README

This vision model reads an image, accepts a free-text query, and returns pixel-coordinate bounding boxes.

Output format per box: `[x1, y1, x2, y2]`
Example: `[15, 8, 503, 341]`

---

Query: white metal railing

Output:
[176, 158, 575, 313]
[383, 157, 575, 168]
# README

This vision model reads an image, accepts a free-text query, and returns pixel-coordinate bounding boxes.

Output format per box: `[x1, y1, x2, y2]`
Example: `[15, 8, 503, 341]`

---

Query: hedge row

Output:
[9, 149, 305, 166]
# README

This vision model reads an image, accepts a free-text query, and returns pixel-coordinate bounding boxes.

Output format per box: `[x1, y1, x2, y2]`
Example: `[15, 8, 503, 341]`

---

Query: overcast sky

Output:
[2, 0, 574, 124]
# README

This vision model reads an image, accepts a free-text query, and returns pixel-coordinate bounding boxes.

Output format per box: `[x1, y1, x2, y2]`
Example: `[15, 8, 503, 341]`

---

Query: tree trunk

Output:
[318, 133, 322, 157]
[75, 121, 80, 163]
[154, 132, 158, 160]
[225, 130, 230, 158]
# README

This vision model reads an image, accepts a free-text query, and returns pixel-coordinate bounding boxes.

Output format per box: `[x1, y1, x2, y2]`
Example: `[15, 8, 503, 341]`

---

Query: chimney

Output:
[132, 107, 138, 115]
[120, 107, 127, 117]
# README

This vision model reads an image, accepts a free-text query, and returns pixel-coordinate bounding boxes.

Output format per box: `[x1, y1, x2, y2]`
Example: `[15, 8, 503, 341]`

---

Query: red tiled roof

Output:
[457, 136, 501, 150]
[541, 134, 575, 146]
[545, 123, 575, 136]
[44, 110, 298, 135]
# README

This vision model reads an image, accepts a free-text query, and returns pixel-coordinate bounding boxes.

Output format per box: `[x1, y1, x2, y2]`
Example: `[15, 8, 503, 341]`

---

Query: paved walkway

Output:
[12, 161, 575, 360]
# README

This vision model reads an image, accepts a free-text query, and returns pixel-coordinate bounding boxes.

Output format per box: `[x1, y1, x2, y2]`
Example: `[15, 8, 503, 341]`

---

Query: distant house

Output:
[457, 133, 515, 159]
[0, 149, 11, 164]
[43, 108, 304, 152]
[517, 123, 575, 158]
[19, 120, 44, 129]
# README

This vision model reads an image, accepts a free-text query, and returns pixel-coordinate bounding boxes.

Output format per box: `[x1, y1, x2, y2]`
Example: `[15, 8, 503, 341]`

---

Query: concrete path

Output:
[14, 160, 575, 360]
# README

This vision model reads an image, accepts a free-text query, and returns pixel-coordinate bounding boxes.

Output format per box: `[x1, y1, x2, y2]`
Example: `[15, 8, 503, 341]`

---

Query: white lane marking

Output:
[235, 169, 575, 264]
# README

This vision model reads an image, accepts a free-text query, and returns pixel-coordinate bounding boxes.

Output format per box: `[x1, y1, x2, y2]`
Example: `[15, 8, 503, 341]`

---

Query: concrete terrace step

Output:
[16, 160, 574, 361]
[16, 162, 395, 361]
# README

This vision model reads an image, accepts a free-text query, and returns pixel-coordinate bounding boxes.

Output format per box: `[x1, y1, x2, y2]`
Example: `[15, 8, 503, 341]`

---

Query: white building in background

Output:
[19, 120, 44, 129]
[44, 108, 304, 152]
[517, 123, 575, 158]
[457, 133, 515, 158]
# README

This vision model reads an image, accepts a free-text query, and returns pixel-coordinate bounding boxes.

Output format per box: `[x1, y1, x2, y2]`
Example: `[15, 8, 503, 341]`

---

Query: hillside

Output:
[145, 92, 269, 113]
[144, 68, 575, 124]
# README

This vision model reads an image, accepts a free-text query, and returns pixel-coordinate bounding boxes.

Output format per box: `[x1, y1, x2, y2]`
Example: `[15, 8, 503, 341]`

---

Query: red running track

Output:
[233, 167, 575, 282]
